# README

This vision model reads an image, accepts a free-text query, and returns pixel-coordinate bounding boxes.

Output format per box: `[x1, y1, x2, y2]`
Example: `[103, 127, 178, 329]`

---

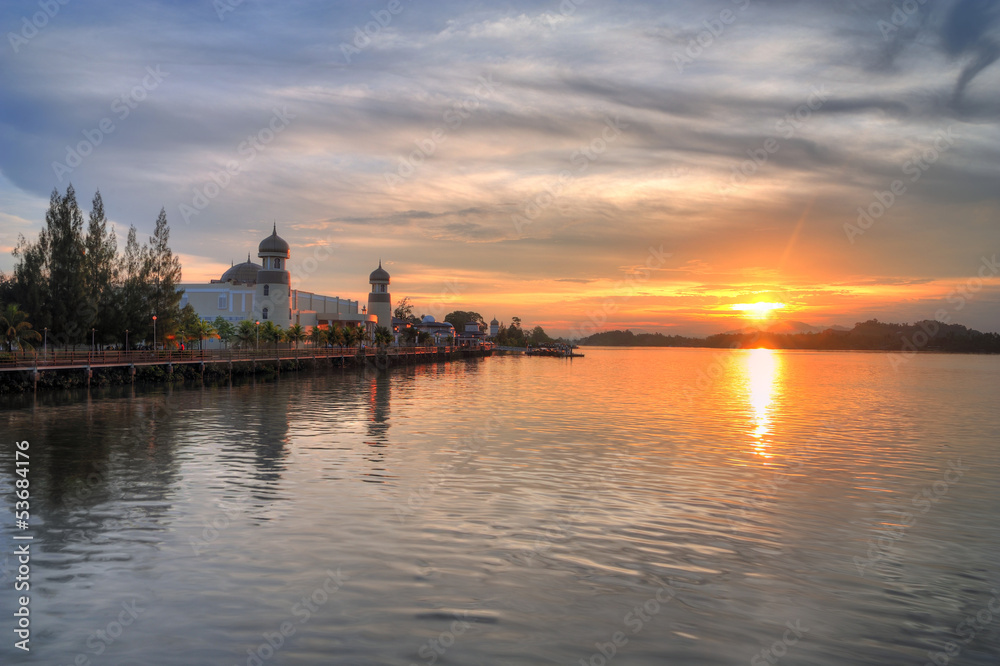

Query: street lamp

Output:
[255, 320, 260, 349]
[43, 328, 47, 359]
[152, 315, 157, 351]
[125, 329, 129, 352]
[91, 328, 96, 353]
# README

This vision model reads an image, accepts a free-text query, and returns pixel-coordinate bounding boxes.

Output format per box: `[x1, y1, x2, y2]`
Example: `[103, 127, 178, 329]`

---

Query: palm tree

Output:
[235, 320, 257, 349]
[213, 316, 236, 349]
[373, 325, 392, 347]
[328, 323, 345, 350]
[286, 323, 306, 350]
[350, 325, 367, 347]
[261, 321, 283, 350]
[1, 304, 42, 352]
[308, 325, 327, 349]
[194, 319, 219, 350]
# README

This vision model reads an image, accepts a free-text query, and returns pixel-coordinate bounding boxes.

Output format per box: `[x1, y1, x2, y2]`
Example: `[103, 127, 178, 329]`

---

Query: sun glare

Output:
[731, 302, 786, 320]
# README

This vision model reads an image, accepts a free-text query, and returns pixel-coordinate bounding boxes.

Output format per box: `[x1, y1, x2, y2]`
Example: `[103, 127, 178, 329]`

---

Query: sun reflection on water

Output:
[744, 348, 781, 458]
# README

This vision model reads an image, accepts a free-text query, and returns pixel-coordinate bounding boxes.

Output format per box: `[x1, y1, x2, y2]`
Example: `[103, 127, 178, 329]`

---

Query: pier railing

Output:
[0, 345, 463, 371]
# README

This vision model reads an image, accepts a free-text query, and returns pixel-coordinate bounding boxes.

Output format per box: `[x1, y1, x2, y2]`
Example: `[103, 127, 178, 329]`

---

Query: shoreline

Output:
[0, 347, 492, 397]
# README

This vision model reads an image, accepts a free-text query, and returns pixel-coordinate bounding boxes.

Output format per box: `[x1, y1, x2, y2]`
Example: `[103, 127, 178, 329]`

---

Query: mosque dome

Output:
[220, 256, 263, 284]
[258, 224, 290, 255]
[490, 317, 499, 325]
[369, 261, 390, 282]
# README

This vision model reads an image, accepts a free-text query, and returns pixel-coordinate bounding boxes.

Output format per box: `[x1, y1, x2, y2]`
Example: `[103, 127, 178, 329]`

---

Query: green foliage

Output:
[213, 316, 236, 348]
[286, 323, 306, 349]
[577, 322, 1000, 353]
[1, 304, 42, 352]
[444, 311, 484, 333]
[394, 297, 418, 322]
[260, 320, 283, 348]
[235, 320, 257, 349]
[373, 324, 392, 347]
[528, 325, 554, 344]
[9, 187, 184, 351]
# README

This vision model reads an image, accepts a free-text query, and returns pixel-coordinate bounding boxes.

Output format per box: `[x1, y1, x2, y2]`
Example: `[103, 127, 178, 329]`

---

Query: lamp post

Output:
[125, 330, 129, 354]
[43, 328, 47, 360]
[255, 320, 260, 350]
[152, 315, 157, 351]
[91, 328, 96, 353]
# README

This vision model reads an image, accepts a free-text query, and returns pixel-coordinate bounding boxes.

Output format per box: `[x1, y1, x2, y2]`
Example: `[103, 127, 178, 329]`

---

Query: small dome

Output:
[258, 223, 290, 255]
[369, 260, 390, 282]
[422, 315, 435, 323]
[490, 317, 499, 325]
[221, 256, 263, 284]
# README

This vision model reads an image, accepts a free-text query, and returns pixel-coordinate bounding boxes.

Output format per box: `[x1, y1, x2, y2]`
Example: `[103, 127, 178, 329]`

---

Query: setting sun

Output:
[731, 302, 786, 320]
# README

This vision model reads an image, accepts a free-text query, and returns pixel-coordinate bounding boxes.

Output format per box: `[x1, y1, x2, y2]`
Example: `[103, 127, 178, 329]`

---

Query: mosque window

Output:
[262, 308, 269, 320]
[274, 259, 281, 269]
[218, 294, 227, 309]
[263, 285, 270, 296]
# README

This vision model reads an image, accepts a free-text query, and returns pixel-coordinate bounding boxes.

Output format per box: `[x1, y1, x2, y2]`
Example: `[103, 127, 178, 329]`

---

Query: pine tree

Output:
[146, 208, 184, 346]
[119, 225, 151, 346]
[47, 185, 87, 347]
[83, 190, 119, 345]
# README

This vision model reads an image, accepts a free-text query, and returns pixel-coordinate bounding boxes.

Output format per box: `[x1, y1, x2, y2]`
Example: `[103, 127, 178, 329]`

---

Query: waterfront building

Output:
[457, 321, 488, 347]
[178, 225, 377, 344]
[367, 261, 392, 330]
[415, 316, 455, 344]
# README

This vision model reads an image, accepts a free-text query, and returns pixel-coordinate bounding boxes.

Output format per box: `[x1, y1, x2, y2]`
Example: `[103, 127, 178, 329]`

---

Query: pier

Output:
[0, 346, 491, 392]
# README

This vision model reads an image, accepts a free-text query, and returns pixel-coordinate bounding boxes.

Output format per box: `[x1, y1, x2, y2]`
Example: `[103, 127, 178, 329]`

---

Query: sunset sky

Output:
[1, 0, 998, 336]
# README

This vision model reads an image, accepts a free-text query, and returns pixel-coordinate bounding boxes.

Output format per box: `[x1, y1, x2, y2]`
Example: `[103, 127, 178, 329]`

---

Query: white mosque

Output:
[178, 225, 389, 340]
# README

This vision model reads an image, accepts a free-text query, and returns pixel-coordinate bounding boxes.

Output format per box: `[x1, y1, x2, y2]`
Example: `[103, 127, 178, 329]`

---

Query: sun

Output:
[731, 302, 786, 320]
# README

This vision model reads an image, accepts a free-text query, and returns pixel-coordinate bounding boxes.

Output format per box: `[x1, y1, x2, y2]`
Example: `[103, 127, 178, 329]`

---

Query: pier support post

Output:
[85, 366, 92, 389]
[130, 364, 136, 383]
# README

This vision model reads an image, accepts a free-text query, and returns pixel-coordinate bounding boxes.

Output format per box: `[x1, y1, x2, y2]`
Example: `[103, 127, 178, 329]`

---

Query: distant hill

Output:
[578, 320, 1000, 354]
[723, 320, 850, 335]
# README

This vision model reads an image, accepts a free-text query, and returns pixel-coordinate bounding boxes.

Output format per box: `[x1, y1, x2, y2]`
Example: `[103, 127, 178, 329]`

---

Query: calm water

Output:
[1, 348, 999, 665]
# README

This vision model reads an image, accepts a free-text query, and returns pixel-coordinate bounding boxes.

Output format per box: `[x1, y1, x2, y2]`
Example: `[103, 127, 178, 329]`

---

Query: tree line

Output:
[579, 320, 1000, 353]
[392, 298, 555, 346]
[0, 185, 182, 350]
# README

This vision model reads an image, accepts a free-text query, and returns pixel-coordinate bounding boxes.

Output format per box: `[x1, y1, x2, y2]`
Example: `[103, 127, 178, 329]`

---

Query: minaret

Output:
[255, 223, 292, 328]
[490, 316, 499, 338]
[367, 260, 392, 331]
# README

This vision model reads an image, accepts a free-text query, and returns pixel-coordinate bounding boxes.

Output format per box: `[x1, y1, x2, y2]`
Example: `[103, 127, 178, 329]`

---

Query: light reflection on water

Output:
[0, 348, 998, 665]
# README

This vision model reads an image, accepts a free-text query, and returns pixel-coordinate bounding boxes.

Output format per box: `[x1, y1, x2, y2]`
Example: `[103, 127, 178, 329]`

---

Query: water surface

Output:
[1, 348, 999, 665]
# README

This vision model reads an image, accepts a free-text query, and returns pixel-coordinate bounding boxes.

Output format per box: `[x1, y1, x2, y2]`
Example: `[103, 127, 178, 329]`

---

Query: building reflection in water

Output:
[363, 370, 393, 483]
